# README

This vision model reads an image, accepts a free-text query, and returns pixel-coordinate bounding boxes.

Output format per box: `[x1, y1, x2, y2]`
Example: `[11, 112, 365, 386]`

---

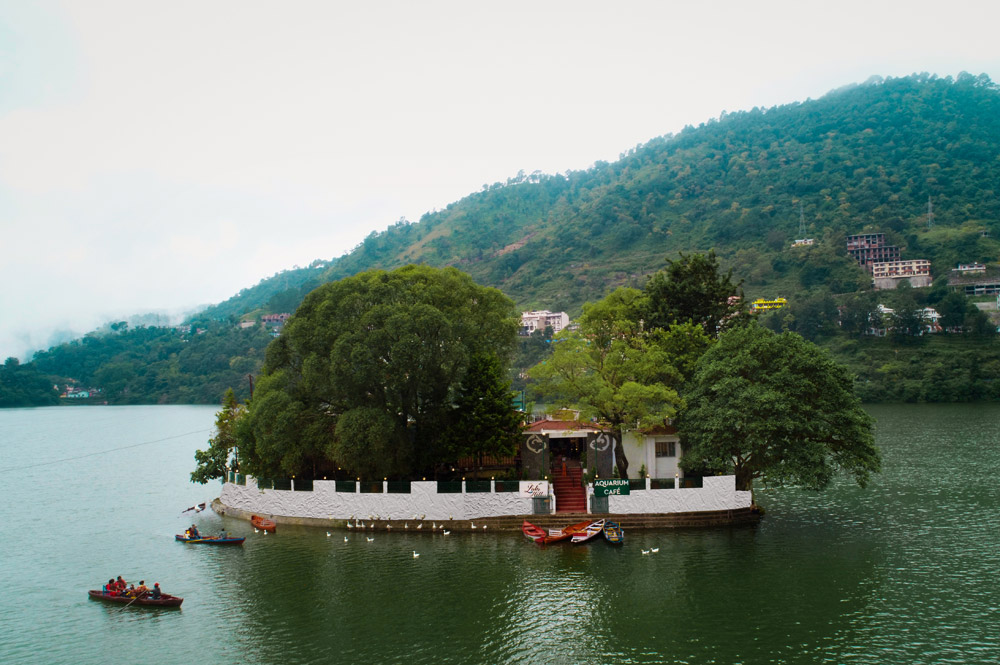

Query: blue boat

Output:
[603, 521, 624, 545]
[174, 534, 245, 545]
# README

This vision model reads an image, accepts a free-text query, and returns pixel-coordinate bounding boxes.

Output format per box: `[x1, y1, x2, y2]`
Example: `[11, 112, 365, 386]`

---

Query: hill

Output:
[19, 72, 1000, 405]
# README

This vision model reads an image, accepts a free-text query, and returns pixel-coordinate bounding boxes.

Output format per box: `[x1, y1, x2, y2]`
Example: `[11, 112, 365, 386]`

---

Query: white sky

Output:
[2, 0, 999, 360]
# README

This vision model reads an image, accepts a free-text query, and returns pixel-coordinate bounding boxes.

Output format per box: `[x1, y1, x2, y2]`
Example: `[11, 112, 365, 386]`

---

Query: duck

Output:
[254, 528, 259, 533]
[326, 531, 332, 537]
[412, 551, 420, 558]
[344, 536, 349, 542]
[641, 549, 649, 555]
[416, 523, 423, 529]
[404, 523, 409, 529]
[346, 522, 353, 529]
[443, 530, 451, 536]
[471, 522, 477, 529]
[367, 536, 374, 542]
[650, 547, 659, 553]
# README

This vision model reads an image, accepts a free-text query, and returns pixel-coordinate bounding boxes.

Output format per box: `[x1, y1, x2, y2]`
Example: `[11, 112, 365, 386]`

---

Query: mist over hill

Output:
[18, 72, 1000, 405]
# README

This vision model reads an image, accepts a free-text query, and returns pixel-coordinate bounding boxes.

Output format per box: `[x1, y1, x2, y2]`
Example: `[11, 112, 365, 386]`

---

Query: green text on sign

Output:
[594, 478, 630, 496]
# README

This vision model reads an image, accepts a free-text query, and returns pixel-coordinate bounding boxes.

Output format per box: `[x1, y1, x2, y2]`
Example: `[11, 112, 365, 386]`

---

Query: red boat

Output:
[88, 590, 183, 607]
[522, 520, 547, 543]
[542, 520, 593, 545]
[251, 515, 276, 532]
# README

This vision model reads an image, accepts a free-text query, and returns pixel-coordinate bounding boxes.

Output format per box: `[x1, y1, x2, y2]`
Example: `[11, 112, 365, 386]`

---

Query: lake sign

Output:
[593, 478, 630, 496]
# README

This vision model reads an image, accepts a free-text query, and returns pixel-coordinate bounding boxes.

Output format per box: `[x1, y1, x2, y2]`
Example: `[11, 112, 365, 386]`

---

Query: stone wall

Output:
[220, 478, 534, 521]
[218, 475, 750, 522]
[606, 476, 751, 514]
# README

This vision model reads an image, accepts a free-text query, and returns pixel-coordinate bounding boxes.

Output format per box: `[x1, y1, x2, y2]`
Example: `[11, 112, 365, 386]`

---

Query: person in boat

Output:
[115, 575, 126, 592]
[150, 583, 162, 599]
[126, 584, 136, 597]
[135, 580, 148, 597]
[103, 579, 115, 596]
[188, 524, 200, 538]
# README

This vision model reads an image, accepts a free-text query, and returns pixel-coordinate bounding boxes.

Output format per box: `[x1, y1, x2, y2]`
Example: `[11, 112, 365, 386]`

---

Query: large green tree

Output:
[643, 251, 745, 336]
[237, 265, 520, 479]
[529, 287, 685, 478]
[679, 322, 880, 493]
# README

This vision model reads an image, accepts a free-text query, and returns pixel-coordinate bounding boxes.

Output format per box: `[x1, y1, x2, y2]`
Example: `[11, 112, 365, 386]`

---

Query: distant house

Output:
[952, 263, 986, 274]
[750, 297, 787, 312]
[261, 313, 291, 327]
[239, 320, 256, 329]
[521, 310, 569, 335]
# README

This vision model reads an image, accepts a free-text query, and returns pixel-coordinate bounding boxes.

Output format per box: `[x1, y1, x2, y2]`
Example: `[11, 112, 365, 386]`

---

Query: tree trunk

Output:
[614, 433, 629, 479]
[735, 464, 754, 492]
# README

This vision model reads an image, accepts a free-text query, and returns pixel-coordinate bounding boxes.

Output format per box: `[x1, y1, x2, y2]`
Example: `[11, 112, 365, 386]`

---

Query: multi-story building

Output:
[846, 233, 901, 267]
[521, 310, 570, 335]
[872, 259, 932, 289]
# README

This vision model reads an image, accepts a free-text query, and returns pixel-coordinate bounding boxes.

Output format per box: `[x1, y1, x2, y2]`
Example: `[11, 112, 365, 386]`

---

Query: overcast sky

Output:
[2, 0, 999, 360]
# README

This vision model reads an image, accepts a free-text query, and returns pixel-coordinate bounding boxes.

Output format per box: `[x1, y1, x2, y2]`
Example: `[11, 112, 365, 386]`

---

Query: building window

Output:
[655, 441, 676, 458]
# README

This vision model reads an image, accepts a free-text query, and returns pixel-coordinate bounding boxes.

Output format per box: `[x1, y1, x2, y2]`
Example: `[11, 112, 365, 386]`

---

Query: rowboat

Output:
[88, 590, 183, 607]
[603, 520, 624, 544]
[570, 519, 606, 544]
[542, 520, 593, 545]
[251, 515, 276, 532]
[522, 520, 547, 543]
[174, 534, 245, 545]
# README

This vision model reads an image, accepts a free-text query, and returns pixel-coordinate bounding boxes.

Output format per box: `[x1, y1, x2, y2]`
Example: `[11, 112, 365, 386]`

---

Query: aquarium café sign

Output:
[594, 479, 630, 496]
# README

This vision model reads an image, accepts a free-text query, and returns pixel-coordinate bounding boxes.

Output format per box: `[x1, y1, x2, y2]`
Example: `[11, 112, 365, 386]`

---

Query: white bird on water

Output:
[412, 551, 420, 558]
[326, 532, 332, 537]
[367, 537, 374, 542]
[263, 530, 268, 536]
[346, 522, 353, 529]
[443, 530, 451, 536]
[651, 547, 659, 553]
[471, 522, 477, 529]
[404, 523, 409, 529]
[254, 528, 259, 533]
[641, 549, 649, 555]
[416, 523, 423, 530]
[344, 536, 349, 542]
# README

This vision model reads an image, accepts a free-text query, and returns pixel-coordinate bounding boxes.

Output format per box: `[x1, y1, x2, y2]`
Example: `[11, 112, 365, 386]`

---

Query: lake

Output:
[1, 404, 998, 664]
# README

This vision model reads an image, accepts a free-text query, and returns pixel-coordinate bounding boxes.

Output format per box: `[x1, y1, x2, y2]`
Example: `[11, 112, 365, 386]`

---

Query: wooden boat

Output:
[542, 520, 593, 545]
[88, 590, 183, 607]
[522, 520, 547, 543]
[603, 520, 624, 545]
[571, 518, 606, 544]
[251, 515, 276, 532]
[174, 534, 245, 545]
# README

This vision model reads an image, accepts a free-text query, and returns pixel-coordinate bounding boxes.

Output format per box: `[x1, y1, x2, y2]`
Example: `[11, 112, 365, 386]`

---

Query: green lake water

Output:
[1, 404, 998, 664]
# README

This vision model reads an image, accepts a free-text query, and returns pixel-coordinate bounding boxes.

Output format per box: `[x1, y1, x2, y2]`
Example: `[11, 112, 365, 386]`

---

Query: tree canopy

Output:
[236, 265, 521, 479]
[529, 287, 686, 478]
[643, 250, 745, 335]
[678, 322, 880, 492]
[191, 388, 243, 484]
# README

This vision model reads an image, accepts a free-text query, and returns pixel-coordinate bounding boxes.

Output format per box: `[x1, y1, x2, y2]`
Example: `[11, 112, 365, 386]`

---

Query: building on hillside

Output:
[846, 233, 901, 268]
[750, 297, 787, 312]
[872, 259, 932, 289]
[791, 238, 814, 247]
[521, 310, 569, 335]
[261, 313, 291, 327]
[952, 263, 986, 274]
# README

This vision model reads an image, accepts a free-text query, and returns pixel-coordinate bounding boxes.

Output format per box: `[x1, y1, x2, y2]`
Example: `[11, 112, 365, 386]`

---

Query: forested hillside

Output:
[17, 72, 1000, 406]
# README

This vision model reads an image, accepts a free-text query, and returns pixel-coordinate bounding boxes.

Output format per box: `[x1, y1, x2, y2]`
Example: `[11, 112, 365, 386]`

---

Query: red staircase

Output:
[552, 460, 587, 513]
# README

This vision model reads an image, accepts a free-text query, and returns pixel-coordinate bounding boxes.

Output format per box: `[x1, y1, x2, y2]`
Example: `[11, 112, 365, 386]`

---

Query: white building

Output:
[521, 310, 570, 335]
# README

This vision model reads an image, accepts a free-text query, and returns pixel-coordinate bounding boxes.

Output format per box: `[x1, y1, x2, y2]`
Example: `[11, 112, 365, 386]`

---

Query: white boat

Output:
[570, 519, 606, 544]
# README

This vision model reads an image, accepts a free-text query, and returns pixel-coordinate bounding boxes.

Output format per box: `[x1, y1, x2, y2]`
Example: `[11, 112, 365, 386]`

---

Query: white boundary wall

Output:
[220, 479, 534, 521]
[219, 475, 749, 520]
[605, 476, 751, 513]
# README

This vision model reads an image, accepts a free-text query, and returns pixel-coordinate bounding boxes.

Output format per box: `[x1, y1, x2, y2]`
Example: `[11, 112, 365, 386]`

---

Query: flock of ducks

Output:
[248, 514, 660, 557]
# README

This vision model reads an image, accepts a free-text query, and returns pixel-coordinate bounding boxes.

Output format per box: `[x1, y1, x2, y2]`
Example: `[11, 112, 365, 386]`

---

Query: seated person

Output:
[189, 524, 200, 538]
[135, 580, 148, 597]
[103, 579, 115, 595]
[150, 583, 162, 599]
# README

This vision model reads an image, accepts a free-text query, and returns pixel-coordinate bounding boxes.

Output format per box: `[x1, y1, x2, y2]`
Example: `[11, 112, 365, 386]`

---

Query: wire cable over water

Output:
[0, 429, 211, 473]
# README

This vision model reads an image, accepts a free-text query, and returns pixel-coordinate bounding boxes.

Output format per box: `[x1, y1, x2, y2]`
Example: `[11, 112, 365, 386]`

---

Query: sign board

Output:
[519, 480, 550, 498]
[593, 478, 630, 497]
